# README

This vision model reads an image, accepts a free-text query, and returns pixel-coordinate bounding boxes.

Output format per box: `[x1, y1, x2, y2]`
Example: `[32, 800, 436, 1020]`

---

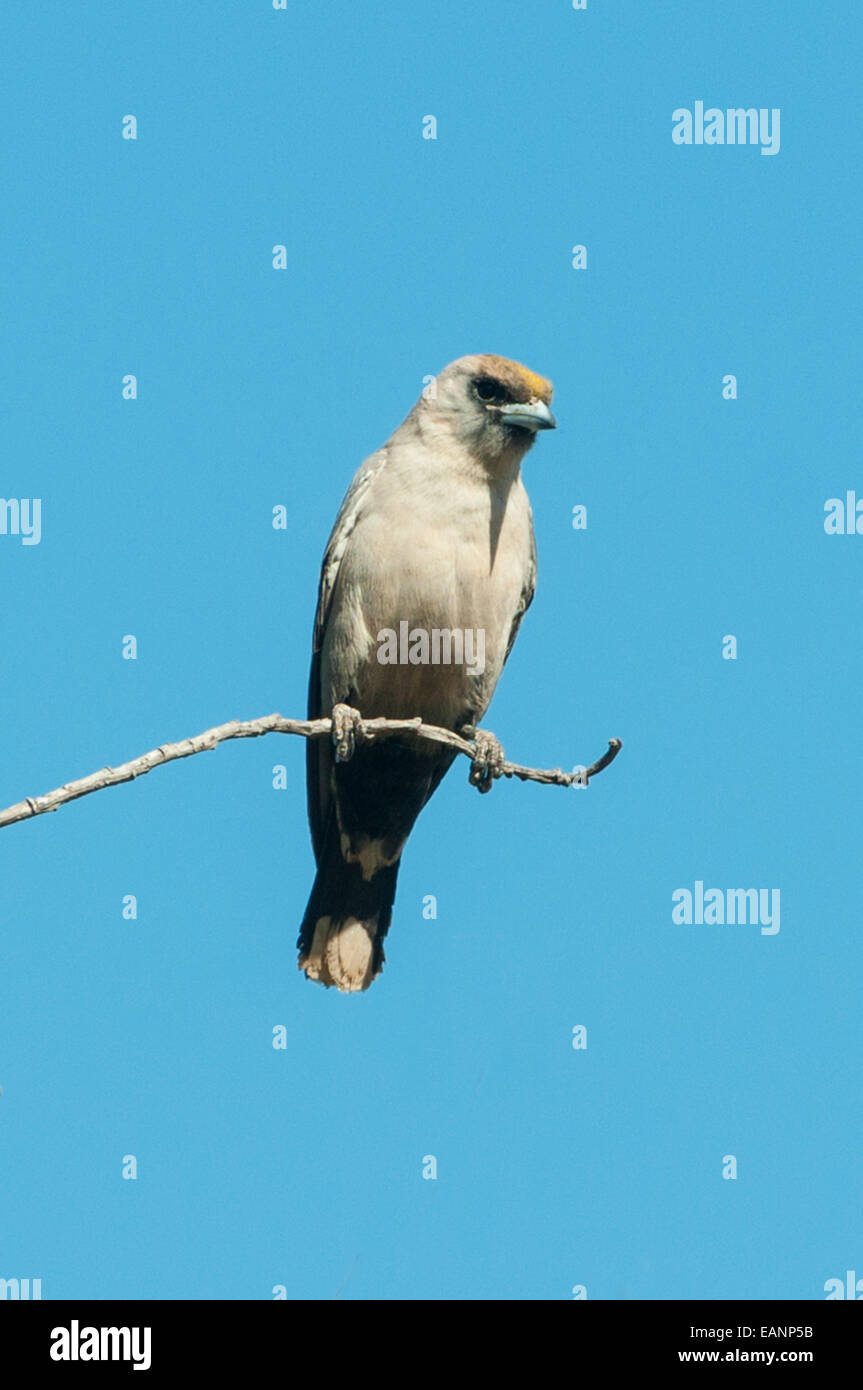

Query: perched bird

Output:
[298, 354, 556, 991]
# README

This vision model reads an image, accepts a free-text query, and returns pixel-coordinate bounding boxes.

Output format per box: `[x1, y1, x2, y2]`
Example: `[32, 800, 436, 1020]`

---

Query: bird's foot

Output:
[331, 703, 363, 763]
[467, 728, 506, 795]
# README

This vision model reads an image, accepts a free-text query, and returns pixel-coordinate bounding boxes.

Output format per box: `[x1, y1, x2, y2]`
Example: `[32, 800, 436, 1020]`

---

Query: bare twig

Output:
[0, 714, 622, 831]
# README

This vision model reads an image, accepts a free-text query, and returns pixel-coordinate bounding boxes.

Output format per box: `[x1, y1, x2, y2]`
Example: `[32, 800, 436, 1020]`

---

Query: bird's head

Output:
[414, 354, 556, 469]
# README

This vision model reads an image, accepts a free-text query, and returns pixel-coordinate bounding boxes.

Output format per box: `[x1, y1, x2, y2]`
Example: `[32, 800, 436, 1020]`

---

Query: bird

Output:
[298, 354, 556, 991]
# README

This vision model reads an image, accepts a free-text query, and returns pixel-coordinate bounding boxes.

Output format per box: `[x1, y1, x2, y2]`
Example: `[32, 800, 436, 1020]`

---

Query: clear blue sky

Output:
[1, 1, 860, 1301]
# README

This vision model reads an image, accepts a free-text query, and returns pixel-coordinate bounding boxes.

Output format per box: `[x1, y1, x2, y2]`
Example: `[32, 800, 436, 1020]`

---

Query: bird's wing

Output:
[502, 507, 537, 668]
[306, 449, 389, 858]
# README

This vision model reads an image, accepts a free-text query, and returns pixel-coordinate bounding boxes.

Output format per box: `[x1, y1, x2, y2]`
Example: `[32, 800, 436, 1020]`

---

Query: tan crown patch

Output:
[476, 354, 553, 405]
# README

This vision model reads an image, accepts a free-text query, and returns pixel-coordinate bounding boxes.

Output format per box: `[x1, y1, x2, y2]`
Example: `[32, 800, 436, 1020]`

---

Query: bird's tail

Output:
[297, 824, 401, 992]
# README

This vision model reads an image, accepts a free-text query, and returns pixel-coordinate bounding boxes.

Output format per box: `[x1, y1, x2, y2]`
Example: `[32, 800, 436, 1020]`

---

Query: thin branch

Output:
[0, 714, 622, 831]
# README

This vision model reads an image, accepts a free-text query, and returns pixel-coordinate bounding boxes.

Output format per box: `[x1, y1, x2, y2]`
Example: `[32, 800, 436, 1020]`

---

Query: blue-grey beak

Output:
[498, 398, 556, 431]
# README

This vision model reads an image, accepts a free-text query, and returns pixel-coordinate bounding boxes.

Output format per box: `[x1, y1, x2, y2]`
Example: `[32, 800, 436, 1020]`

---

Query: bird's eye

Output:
[474, 376, 514, 405]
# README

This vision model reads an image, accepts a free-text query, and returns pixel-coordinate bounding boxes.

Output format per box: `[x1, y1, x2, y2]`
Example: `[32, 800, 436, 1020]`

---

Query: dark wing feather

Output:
[502, 508, 537, 668]
[305, 449, 388, 860]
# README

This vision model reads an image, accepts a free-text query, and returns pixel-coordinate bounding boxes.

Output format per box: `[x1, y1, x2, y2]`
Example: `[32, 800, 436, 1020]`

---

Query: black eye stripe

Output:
[473, 376, 515, 406]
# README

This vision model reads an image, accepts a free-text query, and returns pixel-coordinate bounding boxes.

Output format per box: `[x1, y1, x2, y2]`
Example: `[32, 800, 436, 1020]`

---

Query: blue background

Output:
[1, 1, 859, 1300]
